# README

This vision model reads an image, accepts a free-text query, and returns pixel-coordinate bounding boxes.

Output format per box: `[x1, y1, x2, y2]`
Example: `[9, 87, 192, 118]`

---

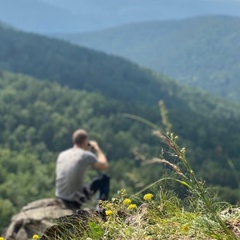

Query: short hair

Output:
[72, 129, 88, 145]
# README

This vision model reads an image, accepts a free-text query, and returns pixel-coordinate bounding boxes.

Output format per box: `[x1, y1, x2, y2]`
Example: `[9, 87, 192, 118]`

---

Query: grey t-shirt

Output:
[55, 148, 97, 202]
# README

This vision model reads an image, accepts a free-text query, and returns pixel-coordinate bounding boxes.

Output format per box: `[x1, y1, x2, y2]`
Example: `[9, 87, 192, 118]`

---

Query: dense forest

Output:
[59, 16, 240, 101]
[0, 24, 240, 233]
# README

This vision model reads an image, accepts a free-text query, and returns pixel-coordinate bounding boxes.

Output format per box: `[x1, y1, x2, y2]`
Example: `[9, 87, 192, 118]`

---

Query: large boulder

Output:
[3, 198, 74, 240]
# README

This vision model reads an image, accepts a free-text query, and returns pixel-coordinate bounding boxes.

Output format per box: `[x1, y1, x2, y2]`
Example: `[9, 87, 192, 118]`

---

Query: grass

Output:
[38, 103, 239, 240]
[39, 188, 239, 239]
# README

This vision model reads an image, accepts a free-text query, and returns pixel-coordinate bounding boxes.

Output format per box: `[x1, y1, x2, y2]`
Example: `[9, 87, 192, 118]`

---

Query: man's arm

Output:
[89, 141, 109, 170]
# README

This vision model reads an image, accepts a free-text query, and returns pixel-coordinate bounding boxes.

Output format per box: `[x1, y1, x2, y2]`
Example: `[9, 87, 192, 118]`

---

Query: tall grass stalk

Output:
[124, 109, 238, 240]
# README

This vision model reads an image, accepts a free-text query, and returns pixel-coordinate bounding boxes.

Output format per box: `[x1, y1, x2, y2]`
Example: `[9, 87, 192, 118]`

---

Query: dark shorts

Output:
[60, 174, 110, 210]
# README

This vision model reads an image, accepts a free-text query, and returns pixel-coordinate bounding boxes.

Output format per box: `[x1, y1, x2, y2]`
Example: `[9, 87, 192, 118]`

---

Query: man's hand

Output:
[89, 140, 109, 170]
[89, 141, 100, 152]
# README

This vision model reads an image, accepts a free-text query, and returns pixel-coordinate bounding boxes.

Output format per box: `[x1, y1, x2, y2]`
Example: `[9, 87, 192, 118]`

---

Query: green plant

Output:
[124, 102, 238, 239]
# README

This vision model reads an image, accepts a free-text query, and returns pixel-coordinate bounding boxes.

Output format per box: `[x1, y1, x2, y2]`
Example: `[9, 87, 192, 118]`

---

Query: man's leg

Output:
[83, 174, 110, 201]
[61, 199, 82, 211]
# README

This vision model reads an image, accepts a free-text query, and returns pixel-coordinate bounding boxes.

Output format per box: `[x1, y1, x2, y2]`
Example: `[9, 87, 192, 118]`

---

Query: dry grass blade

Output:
[142, 158, 186, 178]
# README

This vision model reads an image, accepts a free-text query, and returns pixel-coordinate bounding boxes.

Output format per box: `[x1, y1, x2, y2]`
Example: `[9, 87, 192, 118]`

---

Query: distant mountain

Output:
[0, 22, 6, 27]
[59, 16, 240, 101]
[1, 0, 240, 33]
[0, 25, 171, 106]
[1, 23, 239, 116]
[0, 20, 12, 29]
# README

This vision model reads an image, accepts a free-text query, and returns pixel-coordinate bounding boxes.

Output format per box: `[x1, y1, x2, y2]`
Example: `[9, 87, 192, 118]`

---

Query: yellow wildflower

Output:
[123, 198, 131, 206]
[0, 237, 5, 240]
[143, 193, 153, 201]
[32, 234, 40, 239]
[181, 225, 190, 232]
[105, 210, 113, 216]
[128, 204, 137, 210]
[32, 235, 40, 239]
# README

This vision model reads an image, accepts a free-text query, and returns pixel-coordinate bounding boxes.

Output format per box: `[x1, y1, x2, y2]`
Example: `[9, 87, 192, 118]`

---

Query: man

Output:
[55, 129, 110, 210]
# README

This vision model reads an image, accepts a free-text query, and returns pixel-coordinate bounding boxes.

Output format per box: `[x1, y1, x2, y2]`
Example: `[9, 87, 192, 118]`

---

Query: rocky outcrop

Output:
[4, 200, 240, 240]
[3, 198, 74, 240]
[220, 207, 240, 238]
[41, 209, 93, 240]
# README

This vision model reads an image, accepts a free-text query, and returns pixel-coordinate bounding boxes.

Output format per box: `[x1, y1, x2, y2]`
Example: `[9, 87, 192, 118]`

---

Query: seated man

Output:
[55, 129, 110, 210]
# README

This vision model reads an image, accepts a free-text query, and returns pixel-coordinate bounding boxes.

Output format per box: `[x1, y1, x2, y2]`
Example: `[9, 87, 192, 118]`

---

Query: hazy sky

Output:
[0, 0, 240, 33]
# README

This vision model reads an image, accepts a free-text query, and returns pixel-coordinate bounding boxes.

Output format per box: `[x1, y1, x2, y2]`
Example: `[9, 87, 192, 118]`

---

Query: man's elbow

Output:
[100, 162, 109, 170]
[95, 162, 109, 171]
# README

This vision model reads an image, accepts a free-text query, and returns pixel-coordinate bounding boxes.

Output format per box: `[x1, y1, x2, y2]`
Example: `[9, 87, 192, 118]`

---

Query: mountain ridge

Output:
[1, 23, 240, 118]
[1, 23, 240, 165]
[59, 15, 240, 100]
[1, 0, 240, 33]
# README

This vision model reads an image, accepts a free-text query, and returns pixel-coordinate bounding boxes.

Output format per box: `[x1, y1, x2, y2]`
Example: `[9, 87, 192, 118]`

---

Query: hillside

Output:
[0, 20, 13, 29]
[1, 24, 240, 121]
[0, 23, 228, 112]
[1, 70, 240, 233]
[60, 16, 240, 100]
[0, 24, 172, 106]
[43, 0, 240, 17]
[1, 24, 240, 184]
[1, 26, 240, 232]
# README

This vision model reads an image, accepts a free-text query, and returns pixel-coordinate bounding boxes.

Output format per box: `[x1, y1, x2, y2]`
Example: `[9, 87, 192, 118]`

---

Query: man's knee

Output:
[101, 174, 110, 184]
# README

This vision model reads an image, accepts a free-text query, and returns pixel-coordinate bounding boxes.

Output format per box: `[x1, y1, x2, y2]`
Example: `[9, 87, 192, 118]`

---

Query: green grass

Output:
[37, 105, 239, 240]
[38, 188, 239, 239]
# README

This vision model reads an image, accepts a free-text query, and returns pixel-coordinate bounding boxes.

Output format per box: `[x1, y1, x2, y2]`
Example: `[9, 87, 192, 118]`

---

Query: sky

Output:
[0, 0, 240, 33]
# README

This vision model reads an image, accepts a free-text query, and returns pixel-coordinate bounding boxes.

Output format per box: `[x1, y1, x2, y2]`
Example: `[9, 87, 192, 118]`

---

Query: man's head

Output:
[72, 129, 89, 150]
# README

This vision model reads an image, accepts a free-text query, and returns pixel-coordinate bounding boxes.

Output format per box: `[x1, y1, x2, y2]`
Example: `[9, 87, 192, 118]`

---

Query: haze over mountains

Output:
[1, 0, 240, 33]
[60, 16, 240, 101]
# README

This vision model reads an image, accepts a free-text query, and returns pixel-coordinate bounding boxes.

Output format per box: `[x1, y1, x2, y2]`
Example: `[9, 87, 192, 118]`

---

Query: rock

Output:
[220, 207, 240, 238]
[3, 198, 74, 240]
[41, 209, 107, 240]
[40, 209, 91, 240]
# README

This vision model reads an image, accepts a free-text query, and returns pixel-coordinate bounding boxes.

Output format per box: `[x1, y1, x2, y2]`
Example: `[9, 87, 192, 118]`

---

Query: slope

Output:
[0, 20, 13, 29]
[0, 22, 226, 113]
[1, 23, 240, 120]
[1, 70, 240, 233]
[0, 24, 173, 106]
[60, 16, 240, 100]
[42, 0, 240, 18]
[0, 25, 240, 189]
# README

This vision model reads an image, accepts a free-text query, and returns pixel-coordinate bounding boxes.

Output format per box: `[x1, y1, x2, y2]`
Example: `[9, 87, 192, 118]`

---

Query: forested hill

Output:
[0, 23, 239, 119]
[1, 24, 240, 232]
[0, 23, 240, 160]
[0, 20, 6, 27]
[0, 20, 12, 29]
[0, 24, 173, 106]
[59, 16, 240, 101]
[1, 70, 240, 232]
[0, 23, 240, 188]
